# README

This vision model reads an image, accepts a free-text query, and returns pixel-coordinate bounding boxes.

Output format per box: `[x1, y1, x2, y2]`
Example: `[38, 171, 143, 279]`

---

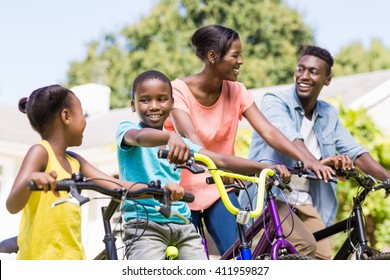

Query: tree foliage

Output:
[65, 0, 313, 108]
[333, 39, 390, 76]
[332, 101, 390, 251]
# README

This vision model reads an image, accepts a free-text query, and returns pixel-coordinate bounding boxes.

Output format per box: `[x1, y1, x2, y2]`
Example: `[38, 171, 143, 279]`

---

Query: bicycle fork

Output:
[235, 223, 252, 260]
[100, 200, 121, 260]
[353, 196, 374, 259]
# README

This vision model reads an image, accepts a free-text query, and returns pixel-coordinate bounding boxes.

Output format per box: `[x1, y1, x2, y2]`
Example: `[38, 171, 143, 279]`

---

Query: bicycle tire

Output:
[93, 249, 107, 260]
[367, 252, 390, 260]
[278, 254, 313, 260]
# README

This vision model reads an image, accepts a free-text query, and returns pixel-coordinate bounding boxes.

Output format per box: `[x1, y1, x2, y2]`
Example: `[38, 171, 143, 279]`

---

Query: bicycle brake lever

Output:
[155, 188, 171, 218]
[383, 179, 390, 198]
[68, 184, 90, 205]
[174, 158, 205, 174]
[270, 170, 292, 192]
[301, 168, 338, 184]
[51, 197, 80, 207]
[51, 184, 90, 207]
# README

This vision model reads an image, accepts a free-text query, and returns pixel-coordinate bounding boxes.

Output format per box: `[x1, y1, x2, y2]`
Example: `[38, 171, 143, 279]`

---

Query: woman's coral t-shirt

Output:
[164, 79, 254, 210]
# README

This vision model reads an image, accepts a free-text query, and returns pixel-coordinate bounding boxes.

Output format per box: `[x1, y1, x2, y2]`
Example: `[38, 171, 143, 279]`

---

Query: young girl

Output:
[6, 84, 184, 260]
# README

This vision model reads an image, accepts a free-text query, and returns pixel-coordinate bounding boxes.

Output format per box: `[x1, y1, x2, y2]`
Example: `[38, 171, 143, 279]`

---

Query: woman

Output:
[164, 24, 334, 255]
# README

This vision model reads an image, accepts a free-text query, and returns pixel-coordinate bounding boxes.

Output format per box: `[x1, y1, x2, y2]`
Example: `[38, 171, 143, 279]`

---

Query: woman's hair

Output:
[131, 70, 172, 99]
[19, 84, 74, 135]
[300, 45, 334, 75]
[191, 24, 240, 61]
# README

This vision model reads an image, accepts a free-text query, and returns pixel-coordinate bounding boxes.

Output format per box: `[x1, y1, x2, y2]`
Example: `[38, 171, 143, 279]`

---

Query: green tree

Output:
[333, 101, 390, 251]
[333, 39, 390, 76]
[65, 0, 313, 108]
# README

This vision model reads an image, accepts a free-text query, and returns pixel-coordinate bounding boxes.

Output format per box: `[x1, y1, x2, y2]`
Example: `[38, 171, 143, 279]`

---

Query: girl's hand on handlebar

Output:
[163, 182, 185, 201]
[305, 161, 335, 183]
[30, 170, 59, 196]
[270, 165, 291, 183]
[166, 132, 190, 164]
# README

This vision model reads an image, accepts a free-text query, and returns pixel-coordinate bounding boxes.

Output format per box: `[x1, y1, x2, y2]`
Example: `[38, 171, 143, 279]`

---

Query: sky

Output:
[1, 0, 390, 106]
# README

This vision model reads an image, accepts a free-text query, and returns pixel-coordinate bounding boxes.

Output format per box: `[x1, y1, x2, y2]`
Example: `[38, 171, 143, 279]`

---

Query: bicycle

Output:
[312, 169, 390, 260]
[158, 149, 313, 260]
[0, 172, 194, 260]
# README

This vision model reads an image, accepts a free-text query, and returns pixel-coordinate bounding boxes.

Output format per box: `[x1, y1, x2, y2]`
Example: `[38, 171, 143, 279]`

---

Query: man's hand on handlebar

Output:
[321, 155, 354, 170]
[320, 155, 354, 182]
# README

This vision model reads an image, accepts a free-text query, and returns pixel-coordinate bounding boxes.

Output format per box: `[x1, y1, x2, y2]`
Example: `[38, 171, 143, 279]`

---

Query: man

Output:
[244, 45, 390, 259]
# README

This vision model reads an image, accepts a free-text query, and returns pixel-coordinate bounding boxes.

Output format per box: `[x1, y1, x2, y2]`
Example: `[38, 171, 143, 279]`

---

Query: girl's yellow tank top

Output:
[17, 140, 86, 259]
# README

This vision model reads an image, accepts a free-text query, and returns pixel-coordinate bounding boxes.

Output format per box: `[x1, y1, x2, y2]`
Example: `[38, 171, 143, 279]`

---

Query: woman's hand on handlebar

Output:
[270, 164, 291, 183]
[304, 161, 335, 183]
[163, 182, 185, 201]
[30, 170, 59, 196]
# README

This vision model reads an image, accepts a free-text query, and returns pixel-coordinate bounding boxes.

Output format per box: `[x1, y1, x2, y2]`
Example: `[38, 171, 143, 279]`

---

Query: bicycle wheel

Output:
[367, 252, 390, 260]
[93, 249, 107, 260]
[279, 254, 314, 260]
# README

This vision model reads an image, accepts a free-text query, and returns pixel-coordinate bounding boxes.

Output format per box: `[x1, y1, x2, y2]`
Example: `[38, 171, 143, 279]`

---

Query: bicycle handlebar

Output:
[335, 168, 390, 198]
[288, 160, 338, 184]
[158, 150, 278, 219]
[292, 163, 389, 196]
[28, 172, 195, 218]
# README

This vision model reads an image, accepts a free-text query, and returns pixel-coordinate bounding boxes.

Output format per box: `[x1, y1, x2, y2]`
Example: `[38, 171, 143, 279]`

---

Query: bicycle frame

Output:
[313, 177, 376, 260]
[189, 153, 273, 260]
[312, 170, 390, 260]
[221, 183, 298, 260]
[313, 214, 371, 260]
[93, 199, 121, 260]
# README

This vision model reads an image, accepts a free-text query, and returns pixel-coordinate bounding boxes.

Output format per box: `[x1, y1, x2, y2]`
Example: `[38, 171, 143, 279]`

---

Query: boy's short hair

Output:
[131, 70, 173, 99]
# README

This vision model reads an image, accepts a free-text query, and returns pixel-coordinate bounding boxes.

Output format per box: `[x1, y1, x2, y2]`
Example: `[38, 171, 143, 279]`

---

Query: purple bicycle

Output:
[159, 150, 314, 260]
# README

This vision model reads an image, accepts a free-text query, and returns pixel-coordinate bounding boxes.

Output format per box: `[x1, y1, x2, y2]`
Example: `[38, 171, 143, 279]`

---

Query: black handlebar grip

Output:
[206, 176, 215, 184]
[28, 180, 39, 191]
[181, 192, 195, 203]
[158, 149, 169, 159]
[27, 180, 69, 191]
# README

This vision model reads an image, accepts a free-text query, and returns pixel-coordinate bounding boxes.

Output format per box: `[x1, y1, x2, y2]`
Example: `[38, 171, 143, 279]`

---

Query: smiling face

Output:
[215, 39, 243, 81]
[131, 79, 173, 129]
[294, 55, 332, 103]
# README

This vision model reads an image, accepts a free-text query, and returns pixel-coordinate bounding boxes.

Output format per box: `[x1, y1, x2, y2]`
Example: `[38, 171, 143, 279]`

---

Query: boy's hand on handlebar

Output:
[30, 170, 59, 196]
[163, 182, 185, 201]
[305, 161, 335, 183]
[166, 132, 190, 164]
[270, 165, 291, 183]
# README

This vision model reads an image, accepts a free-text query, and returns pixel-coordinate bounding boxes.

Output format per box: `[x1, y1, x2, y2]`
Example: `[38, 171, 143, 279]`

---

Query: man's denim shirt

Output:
[248, 86, 367, 226]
